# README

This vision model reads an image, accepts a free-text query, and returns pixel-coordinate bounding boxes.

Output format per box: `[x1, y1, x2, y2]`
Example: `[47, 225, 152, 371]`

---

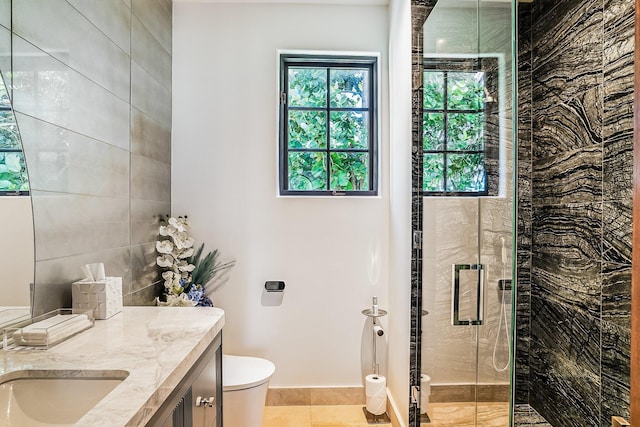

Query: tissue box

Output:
[72, 277, 122, 320]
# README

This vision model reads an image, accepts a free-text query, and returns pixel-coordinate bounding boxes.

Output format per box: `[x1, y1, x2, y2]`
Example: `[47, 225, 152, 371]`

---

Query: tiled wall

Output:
[2, 0, 172, 314]
[516, 0, 633, 425]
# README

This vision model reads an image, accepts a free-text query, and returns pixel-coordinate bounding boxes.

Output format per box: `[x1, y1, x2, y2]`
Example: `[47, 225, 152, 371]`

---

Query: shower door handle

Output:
[451, 263, 484, 326]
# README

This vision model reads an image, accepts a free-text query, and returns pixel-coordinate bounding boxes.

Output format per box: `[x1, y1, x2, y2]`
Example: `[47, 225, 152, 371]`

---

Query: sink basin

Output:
[0, 370, 129, 426]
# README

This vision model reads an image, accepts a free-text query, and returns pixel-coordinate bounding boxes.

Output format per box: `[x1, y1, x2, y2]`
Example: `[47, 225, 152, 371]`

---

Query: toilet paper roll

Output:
[420, 374, 431, 415]
[365, 374, 387, 416]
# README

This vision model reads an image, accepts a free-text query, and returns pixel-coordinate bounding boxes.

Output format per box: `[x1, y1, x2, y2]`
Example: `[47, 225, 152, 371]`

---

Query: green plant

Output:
[189, 243, 236, 296]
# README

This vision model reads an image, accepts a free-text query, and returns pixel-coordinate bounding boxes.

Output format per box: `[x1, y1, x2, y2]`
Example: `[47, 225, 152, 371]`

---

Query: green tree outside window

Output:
[0, 88, 29, 194]
[423, 68, 487, 195]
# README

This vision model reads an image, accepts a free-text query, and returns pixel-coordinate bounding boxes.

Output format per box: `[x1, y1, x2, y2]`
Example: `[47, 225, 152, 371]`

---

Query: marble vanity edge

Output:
[125, 313, 224, 426]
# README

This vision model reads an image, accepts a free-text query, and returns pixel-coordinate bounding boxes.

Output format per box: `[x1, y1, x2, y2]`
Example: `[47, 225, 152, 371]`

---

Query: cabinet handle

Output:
[195, 396, 215, 407]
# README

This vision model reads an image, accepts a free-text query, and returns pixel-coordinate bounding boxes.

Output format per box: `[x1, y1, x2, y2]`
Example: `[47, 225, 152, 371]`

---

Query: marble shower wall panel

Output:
[519, 0, 634, 424]
[531, 0, 603, 105]
[6, 0, 172, 313]
[529, 295, 601, 426]
[515, 2, 533, 405]
[603, 0, 634, 203]
[600, 0, 634, 423]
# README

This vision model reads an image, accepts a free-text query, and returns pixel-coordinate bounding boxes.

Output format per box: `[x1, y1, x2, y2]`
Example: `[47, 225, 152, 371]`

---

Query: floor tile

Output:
[264, 405, 311, 427]
[311, 405, 371, 424]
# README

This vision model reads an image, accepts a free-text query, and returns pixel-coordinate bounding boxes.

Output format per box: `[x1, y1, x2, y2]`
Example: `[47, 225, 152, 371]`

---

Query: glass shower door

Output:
[412, 0, 515, 425]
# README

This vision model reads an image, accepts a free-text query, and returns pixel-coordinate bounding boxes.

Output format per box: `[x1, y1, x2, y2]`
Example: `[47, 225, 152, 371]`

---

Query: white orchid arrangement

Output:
[155, 215, 235, 307]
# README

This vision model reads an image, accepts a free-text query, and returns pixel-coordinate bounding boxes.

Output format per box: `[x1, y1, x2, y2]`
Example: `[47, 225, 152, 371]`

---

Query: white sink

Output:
[0, 370, 128, 426]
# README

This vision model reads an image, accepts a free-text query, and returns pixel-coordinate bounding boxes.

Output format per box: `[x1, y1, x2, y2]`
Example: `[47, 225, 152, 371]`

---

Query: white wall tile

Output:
[12, 36, 130, 151]
[13, 0, 130, 100]
[0, 26, 10, 94]
[130, 199, 170, 245]
[131, 61, 171, 127]
[33, 246, 132, 314]
[16, 113, 129, 197]
[131, 108, 171, 165]
[67, 0, 132, 55]
[0, 0, 9, 30]
[31, 190, 129, 261]
[131, 15, 171, 89]
[130, 153, 171, 202]
[132, 0, 171, 54]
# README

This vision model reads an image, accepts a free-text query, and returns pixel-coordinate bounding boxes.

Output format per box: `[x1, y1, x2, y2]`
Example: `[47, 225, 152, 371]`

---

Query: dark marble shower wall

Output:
[516, 0, 634, 425]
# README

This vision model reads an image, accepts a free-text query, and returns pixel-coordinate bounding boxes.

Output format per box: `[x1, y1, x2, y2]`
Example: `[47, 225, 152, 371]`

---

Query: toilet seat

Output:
[223, 354, 275, 391]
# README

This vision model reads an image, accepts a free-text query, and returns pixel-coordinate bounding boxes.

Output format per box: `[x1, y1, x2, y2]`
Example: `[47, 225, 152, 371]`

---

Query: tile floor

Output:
[263, 402, 511, 427]
[264, 405, 381, 427]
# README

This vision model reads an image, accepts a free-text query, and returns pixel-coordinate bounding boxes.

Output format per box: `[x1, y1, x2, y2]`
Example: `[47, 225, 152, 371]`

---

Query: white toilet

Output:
[222, 354, 275, 427]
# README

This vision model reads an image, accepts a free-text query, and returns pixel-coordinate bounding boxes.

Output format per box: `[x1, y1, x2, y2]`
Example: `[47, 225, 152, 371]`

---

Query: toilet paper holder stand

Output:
[361, 307, 387, 376]
[362, 303, 391, 424]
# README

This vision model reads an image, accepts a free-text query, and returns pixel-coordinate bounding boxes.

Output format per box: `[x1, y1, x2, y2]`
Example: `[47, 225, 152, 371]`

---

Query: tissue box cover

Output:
[72, 277, 122, 320]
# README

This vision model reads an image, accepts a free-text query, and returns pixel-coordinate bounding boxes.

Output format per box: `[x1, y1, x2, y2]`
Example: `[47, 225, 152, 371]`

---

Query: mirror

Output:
[0, 24, 35, 328]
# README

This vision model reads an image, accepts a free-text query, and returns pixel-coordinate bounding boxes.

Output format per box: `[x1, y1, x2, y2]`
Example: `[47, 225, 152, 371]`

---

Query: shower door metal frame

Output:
[409, 1, 438, 425]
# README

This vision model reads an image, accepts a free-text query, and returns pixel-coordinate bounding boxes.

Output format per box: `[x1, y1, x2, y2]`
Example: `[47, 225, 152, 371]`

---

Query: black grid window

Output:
[279, 54, 377, 196]
[422, 59, 494, 197]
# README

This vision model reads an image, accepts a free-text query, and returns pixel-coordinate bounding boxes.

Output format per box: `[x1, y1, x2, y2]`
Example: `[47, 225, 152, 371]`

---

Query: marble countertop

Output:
[0, 306, 225, 426]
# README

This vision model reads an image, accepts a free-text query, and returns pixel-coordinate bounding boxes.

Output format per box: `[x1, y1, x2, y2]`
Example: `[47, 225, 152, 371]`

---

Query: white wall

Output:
[0, 197, 33, 306]
[172, 2, 389, 387]
[387, 0, 411, 425]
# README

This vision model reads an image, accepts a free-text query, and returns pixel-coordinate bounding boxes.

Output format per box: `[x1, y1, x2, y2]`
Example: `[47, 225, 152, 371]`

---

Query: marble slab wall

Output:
[517, 0, 633, 425]
[7, 0, 172, 314]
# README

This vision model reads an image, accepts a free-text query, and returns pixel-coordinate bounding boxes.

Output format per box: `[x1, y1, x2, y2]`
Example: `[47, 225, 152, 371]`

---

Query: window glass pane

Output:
[288, 152, 327, 190]
[423, 112, 444, 150]
[288, 111, 327, 149]
[330, 69, 368, 108]
[288, 68, 327, 107]
[330, 111, 368, 149]
[0, 151, 29, 191]
[423, 71, 444, 110]
[0, 111, 21, 150]
[447, 72, 485, 110]
[447, 112, 484, 150]
[330, 152, 369, 191]
[423, 153, 444, 191]
[446, 153, 486, 192]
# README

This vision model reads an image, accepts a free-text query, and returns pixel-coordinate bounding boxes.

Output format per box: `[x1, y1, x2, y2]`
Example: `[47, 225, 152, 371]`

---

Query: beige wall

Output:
[0, 197, 33, 306]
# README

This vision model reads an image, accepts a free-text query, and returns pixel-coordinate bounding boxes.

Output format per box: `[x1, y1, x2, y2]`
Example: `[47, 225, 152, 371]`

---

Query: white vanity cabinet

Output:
[147, 332, 222, 427]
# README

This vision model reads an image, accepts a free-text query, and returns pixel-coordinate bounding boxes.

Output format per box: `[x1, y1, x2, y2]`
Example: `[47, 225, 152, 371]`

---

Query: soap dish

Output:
[3, 308, 95, 351]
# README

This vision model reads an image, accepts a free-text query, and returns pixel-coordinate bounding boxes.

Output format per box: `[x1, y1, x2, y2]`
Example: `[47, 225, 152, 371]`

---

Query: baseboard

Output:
[266, 386, 365, 406]
[430, 384, 509, 402]
[386, 389, 405, 427]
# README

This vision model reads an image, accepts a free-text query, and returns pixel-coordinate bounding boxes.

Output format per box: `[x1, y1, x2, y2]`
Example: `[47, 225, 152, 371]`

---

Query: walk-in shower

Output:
[411, 0, 634, 426]
[410, 0, 516, 425]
